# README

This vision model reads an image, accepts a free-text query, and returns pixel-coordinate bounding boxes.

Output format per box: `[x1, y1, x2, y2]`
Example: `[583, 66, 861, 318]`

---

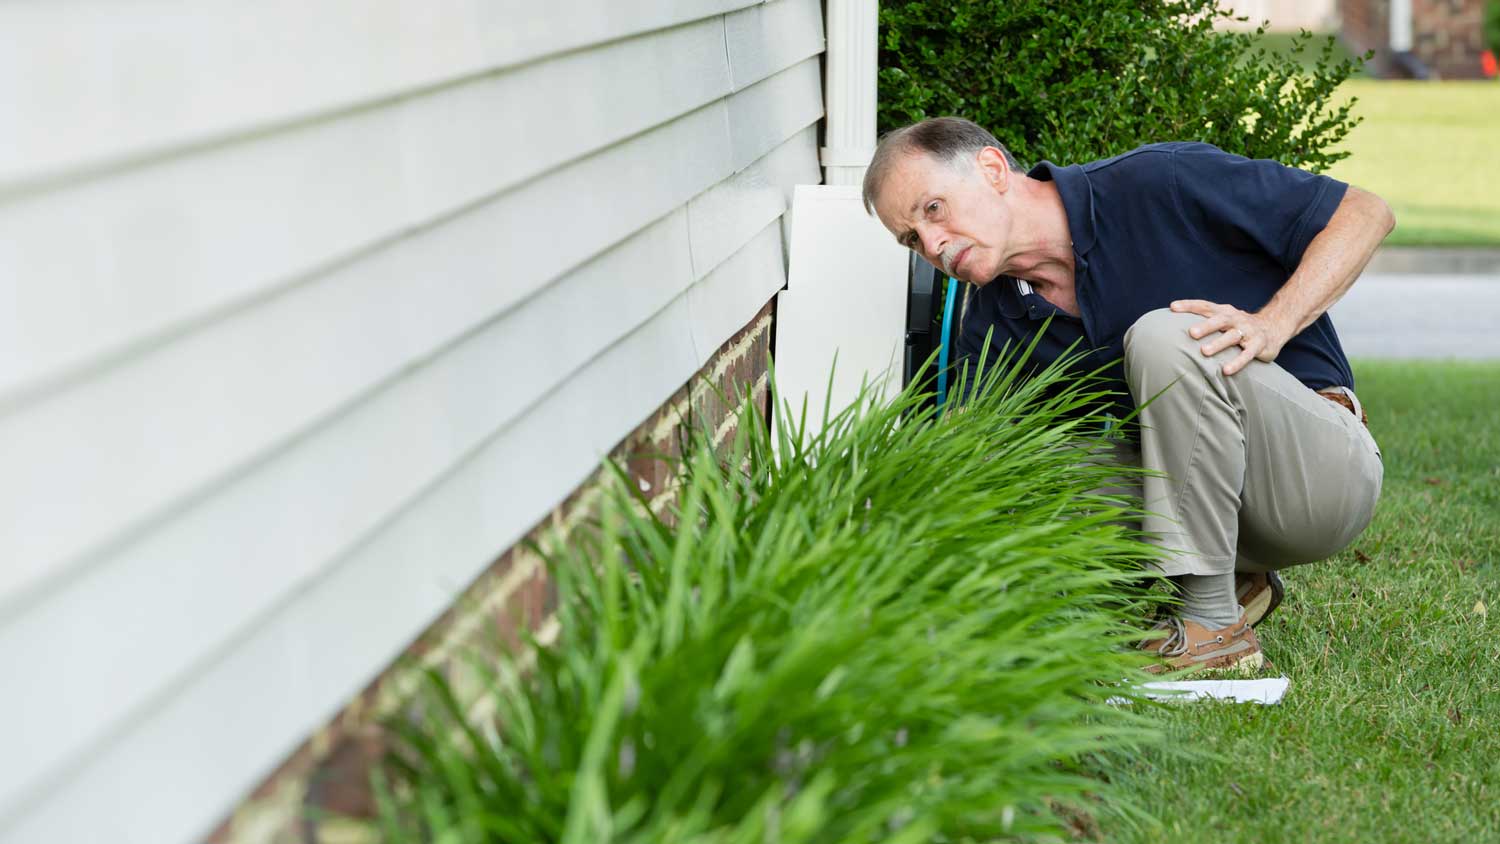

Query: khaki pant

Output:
[1102, 309, 1384, 577]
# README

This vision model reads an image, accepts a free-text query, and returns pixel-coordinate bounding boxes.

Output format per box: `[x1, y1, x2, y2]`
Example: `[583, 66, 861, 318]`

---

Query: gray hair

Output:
[861, 117, 1022, 214]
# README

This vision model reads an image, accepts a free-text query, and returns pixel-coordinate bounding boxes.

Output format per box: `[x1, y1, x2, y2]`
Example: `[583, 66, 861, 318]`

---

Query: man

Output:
[864, 117, 1390, 672]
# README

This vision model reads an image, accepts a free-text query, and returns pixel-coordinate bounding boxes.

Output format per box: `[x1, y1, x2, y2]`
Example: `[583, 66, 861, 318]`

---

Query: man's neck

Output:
[1000, 179, 1078, 314]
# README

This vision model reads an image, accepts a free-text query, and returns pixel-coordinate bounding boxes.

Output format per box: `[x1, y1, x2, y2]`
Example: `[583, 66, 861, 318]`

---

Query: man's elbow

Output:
[1354, 186, 1396, 237]
[1371, 194, 1396, 237]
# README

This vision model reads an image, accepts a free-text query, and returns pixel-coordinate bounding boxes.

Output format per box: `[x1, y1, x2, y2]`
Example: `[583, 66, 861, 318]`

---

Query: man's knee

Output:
[1123, 308, 1202, 377]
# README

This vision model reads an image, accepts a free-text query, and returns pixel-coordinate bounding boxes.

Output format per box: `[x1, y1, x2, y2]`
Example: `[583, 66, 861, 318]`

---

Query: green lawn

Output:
[1103, 360, 1500, 843]
[1327, 80, 1500, 247]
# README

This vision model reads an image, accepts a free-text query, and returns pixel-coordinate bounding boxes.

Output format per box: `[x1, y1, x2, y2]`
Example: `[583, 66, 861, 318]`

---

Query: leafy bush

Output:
[878, 0, 1368, 172]
[372, 352, 1172, 842]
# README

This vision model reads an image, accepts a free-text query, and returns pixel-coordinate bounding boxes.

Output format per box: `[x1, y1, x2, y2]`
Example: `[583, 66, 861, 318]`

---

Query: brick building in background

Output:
[1216, 0, 1340, 32]
[1340, 0, 1490, 78]
[1217, 0, 1491, 79]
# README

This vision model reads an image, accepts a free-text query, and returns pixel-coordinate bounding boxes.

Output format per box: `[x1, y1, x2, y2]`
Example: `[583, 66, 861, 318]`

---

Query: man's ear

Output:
[975, 147, 1011, 193]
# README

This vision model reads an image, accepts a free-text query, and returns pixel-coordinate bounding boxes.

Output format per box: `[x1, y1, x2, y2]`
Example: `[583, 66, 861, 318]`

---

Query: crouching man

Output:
[864, 117, 1391, 671]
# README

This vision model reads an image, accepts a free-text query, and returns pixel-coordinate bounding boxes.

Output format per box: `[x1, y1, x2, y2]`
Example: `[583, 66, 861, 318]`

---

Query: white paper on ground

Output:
[1109, 676, 1291, 705]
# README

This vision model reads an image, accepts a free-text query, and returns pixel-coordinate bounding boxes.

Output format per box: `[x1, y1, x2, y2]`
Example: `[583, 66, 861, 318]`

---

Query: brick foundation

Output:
[206, 303, 775, 844]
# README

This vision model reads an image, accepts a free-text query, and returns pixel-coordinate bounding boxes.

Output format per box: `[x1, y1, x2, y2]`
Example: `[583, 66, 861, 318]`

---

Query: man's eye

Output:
[926, 200, 942, 216]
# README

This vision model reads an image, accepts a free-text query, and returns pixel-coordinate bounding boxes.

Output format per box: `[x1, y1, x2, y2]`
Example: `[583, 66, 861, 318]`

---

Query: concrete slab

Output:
[1366, 247, 1500, 275]
[1330, 273, 1500, 360]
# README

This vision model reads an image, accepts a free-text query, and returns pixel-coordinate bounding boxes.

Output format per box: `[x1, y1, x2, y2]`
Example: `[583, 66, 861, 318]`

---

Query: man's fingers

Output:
[1170, 299, 1217, 317]
[1170, 301, 1270, 373]
[1188, 315, 1232, 340]
[1222, 349, 1255, 376]
[1200, 332, 1239, 357]
[1222, 339, 1260, 376]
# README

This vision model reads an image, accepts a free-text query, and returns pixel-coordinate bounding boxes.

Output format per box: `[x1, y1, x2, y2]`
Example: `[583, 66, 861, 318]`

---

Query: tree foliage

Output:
[878, 0, 1368, 171]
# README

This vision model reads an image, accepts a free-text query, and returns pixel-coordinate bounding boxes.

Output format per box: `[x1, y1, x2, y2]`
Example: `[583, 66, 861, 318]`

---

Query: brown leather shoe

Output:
[1139, 610, 1265, 674]
[1236, 571, 1284, 628]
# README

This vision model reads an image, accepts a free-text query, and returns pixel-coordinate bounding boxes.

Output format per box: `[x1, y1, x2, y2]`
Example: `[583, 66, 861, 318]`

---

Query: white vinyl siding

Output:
[0, 3, 823, 842]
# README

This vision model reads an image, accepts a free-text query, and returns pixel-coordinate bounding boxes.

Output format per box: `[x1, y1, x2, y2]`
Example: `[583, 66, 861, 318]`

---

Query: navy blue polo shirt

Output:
[955, 141, 1354, 422]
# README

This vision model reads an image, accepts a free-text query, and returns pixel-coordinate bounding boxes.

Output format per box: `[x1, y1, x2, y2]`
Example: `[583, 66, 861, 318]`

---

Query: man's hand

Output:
[1173, 187, 1392, 377]
[1168, 299, 1295, 376]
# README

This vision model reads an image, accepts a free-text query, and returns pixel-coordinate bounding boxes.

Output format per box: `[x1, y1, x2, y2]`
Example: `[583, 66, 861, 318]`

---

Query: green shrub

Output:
[878, 0, 1368, 172]
[371, 352, 1173, 843]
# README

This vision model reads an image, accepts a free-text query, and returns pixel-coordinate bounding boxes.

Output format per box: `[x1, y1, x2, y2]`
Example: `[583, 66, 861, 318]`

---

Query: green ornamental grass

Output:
[373, 346, 1181, 842]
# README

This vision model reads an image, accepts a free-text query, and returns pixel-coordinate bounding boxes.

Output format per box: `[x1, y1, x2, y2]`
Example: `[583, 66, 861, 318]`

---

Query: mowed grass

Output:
[1103, 361, 1500, 843]
[1327, 79, 1500, 247]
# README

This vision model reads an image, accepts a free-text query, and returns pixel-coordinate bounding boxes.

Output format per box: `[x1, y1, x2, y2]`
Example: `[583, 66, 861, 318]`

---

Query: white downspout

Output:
[821, 0, 879, 186]
[1389, 0, 1412, 52]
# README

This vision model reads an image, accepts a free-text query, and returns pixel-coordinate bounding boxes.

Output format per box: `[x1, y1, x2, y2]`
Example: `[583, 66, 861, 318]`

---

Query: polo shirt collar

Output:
[1026, 160, 1096, 256]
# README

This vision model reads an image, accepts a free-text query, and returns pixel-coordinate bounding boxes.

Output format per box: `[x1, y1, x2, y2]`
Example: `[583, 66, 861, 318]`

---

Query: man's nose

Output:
[918, 228, 946, 262]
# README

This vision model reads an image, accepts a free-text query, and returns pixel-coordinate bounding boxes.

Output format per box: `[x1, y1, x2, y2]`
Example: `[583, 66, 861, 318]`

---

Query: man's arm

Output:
[1170, 185, 1396, 376]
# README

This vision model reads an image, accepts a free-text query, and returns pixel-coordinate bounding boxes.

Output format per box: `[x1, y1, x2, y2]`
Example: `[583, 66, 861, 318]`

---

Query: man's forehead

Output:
[882, 153, 947, 215]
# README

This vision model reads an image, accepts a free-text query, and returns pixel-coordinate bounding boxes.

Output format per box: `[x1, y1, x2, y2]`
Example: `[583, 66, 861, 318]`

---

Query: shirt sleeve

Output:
[1169, 143, 1348, 273]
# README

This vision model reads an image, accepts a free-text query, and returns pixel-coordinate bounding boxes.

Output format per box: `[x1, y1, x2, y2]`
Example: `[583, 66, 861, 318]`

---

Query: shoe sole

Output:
[1145, 649, 1265, 676]
[1240, 572, 1285, 628]
[1212, 649, 1264, 673]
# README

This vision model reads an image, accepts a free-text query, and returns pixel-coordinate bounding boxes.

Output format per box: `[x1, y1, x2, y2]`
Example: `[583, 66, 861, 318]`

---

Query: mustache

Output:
[939, 242, 972, 276]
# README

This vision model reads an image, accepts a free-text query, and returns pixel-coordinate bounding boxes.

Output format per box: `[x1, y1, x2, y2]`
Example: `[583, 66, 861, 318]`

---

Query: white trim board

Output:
[772, 185, 908, 440]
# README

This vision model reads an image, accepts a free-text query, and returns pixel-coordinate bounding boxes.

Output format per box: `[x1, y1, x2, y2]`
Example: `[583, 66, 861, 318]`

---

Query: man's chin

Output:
[952, 258, 997, 286]
[933, 262, 993, 286]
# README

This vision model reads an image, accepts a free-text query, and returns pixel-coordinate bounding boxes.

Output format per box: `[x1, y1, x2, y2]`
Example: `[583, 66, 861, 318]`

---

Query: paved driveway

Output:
[1330, 274, 1500, 360]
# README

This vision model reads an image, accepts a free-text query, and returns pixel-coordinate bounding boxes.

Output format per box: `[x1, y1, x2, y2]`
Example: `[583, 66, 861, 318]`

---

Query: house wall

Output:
[1339, 0, 1488, 77]
[1340, 0, 1392, 59]
[1216, 0, 1339, 32]
[1410, 0, 1487, 77]
[0, 2, 824, 842]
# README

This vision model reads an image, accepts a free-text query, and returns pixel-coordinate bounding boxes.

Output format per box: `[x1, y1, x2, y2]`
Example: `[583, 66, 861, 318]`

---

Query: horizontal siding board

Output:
[0, 50, 824, 613]
[0, 101, 740, 612]
[0, 178, 806, 829]
[725, 0, 826, 90]
[0, 208, 696, 828]
[395, 17, 733, 229]
[0, 125, 815, 795]
[689, 223, 788, 359]
[0, 18, 735, 404]
[0, 227, 788, 844]
[0, 0, 760, 189]
[728, 57, 825, 172]
[687, 125, 820, 278]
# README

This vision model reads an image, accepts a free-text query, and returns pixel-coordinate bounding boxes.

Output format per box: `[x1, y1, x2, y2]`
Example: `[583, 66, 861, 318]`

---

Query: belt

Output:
[1317, 387, 1369, 427]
